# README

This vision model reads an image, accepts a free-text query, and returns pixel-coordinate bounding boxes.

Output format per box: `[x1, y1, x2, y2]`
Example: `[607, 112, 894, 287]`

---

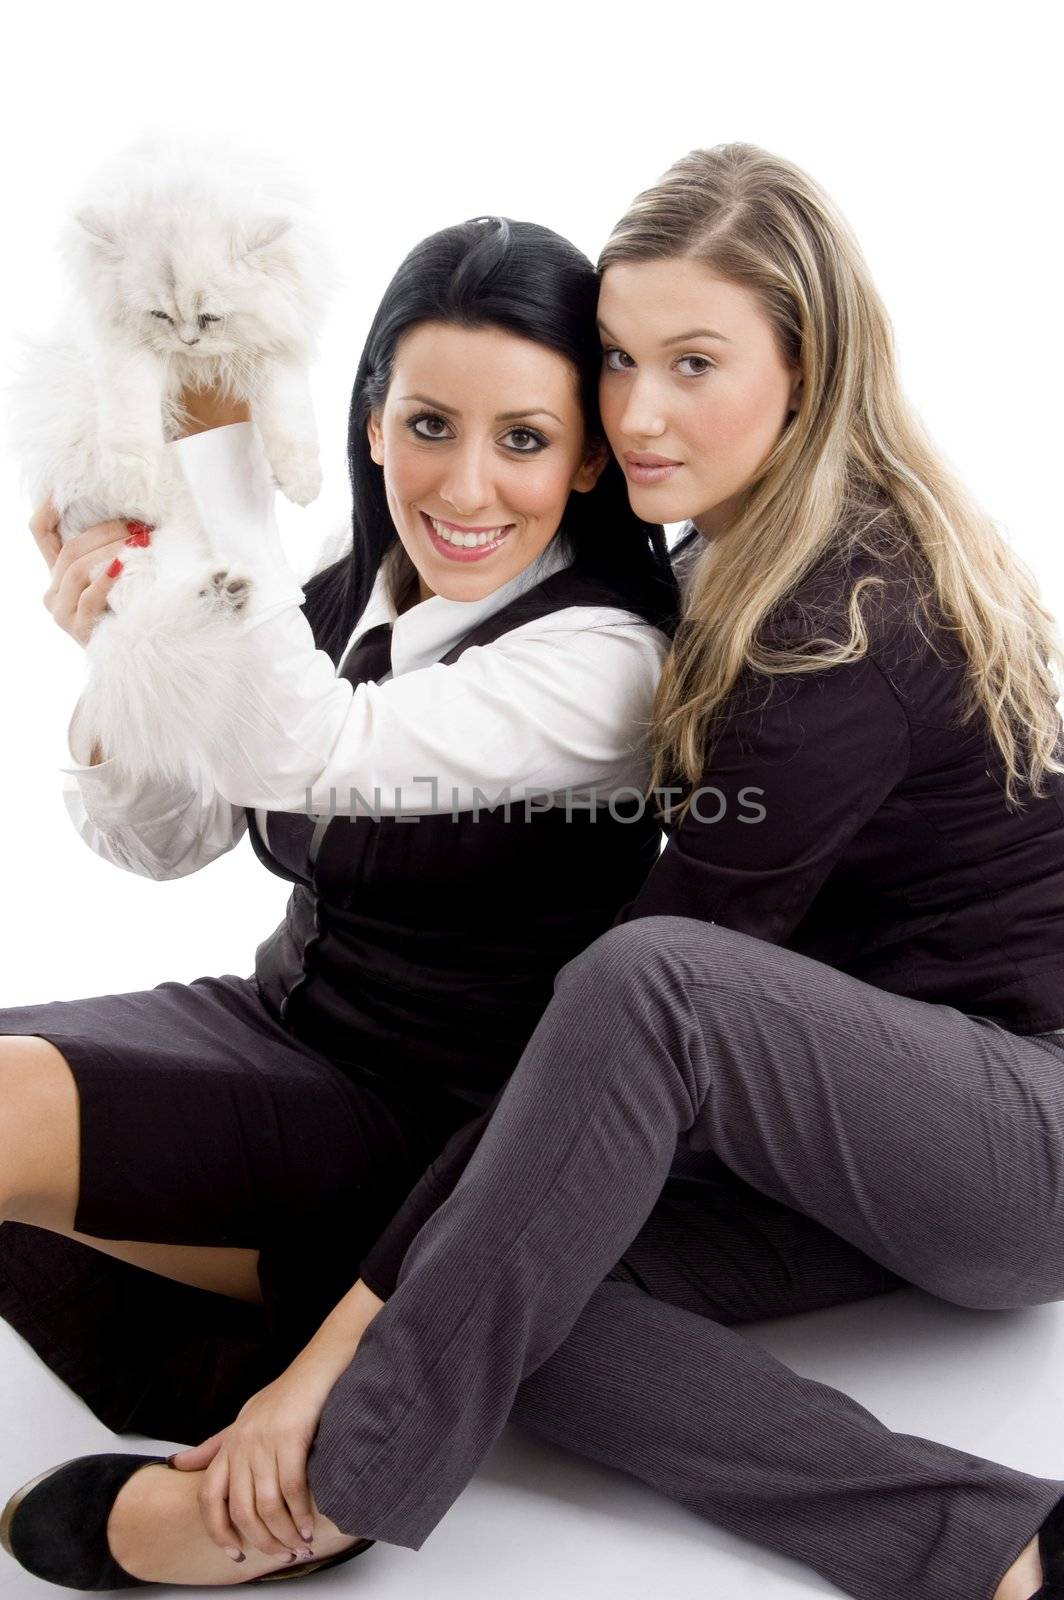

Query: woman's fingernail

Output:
[300, 1527, 314, 1542]
[106, 558, 123, 579]
[165, 1454, 179, 1469]
[124, 528, 151, 548]
[226, 1548, 246, 1562]
[125, 520, 154, 537]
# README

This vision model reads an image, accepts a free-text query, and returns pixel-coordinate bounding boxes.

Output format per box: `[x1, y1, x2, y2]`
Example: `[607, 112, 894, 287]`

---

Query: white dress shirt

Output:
[60, 423, 668, 880]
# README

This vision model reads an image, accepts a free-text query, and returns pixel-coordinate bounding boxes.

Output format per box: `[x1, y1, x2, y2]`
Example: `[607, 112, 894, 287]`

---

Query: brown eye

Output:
[676, 355, 715, 377]
[409, 413, 452, 441]
[503, 426, 548, 454]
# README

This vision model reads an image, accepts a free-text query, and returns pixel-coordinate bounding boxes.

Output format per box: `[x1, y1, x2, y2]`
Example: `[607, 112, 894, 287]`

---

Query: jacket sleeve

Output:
[625, 649, 911, 939]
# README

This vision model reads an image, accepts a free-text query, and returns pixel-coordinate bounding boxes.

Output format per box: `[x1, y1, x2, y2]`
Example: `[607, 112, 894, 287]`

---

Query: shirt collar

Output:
[341, 536, 572, 679]
[671, 522, 711, 600]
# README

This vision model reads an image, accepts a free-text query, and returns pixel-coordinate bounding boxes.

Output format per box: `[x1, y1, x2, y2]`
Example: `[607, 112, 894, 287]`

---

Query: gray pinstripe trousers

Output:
[305, 916, 1064, 1600]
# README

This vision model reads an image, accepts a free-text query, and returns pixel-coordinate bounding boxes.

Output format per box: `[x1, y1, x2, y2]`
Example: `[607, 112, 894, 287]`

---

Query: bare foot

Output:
[993, 1532, 1043, 1600]
[107, 1463, 362, 1586]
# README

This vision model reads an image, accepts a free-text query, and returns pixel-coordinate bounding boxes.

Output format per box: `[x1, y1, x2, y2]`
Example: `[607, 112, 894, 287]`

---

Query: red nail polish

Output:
[106, 558, 123, 578]
[125, 528, 151, 548]
[125, 520, 154, 538]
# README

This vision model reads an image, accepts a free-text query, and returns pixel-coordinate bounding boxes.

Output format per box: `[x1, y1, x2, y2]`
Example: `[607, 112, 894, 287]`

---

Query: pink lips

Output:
[623, 451, 683, 486]
[420, 510, 513, 563]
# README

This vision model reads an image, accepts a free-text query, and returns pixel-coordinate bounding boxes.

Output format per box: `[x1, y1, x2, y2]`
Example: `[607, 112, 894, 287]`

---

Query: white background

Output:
[1, 0, 1060, 1001]
[1, 8, 1062, 1597]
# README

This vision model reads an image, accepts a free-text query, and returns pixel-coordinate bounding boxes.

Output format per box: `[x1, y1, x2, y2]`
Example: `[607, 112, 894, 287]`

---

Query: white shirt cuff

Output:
[169, 422, 306, 625]
[58, 698, 193, 820]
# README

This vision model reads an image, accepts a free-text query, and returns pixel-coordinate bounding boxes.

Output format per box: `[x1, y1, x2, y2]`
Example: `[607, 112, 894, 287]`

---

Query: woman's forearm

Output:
[284, 1278, 385, 1389]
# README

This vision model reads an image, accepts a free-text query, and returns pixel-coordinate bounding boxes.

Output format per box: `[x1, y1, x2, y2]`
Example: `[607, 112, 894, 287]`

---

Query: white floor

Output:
[2, 1282, 1063, 1599]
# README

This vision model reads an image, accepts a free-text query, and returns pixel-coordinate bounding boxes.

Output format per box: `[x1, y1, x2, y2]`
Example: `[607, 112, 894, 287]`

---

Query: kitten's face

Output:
[74, 210, 307, 356]
[134, 280, 232, 357]
[136, 270, 227, 356]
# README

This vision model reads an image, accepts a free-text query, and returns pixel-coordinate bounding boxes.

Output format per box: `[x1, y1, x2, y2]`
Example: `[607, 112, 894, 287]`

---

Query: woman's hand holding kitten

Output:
[31, 499, 145, 650]
[31, 387, 250, 659]
[31, 500, 155, 765]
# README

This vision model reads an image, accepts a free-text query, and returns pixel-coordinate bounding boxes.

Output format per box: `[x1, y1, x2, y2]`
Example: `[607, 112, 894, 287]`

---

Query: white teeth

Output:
[428, 517, 508, 549]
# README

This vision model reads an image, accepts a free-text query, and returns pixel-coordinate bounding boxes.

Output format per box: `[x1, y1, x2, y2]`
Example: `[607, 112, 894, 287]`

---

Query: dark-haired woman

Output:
[0, 217, 678, 1587]
[75, 149, 1064, 1599]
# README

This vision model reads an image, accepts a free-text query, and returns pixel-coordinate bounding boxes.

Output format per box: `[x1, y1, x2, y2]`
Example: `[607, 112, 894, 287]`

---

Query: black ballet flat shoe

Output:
[0, 1452, 374, 1590]
[1035, 1493, 1064, 1597]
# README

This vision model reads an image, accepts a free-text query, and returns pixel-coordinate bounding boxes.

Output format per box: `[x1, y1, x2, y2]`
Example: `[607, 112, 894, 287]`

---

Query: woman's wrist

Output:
[284, 1279, 385, 1385]
[174, 384, 251, 438]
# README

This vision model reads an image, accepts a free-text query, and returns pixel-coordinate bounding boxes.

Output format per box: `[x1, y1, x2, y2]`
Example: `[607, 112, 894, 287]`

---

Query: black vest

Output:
[249, 567, 662, 1110]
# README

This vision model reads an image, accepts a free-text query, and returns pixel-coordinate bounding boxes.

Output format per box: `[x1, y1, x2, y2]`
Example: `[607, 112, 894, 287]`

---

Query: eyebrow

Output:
[597, 321, 732, 346]
[397, 393, 563, 424]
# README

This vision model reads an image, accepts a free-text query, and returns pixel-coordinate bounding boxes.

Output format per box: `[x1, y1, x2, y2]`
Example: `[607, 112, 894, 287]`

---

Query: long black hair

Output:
[302, 216, 679, 664]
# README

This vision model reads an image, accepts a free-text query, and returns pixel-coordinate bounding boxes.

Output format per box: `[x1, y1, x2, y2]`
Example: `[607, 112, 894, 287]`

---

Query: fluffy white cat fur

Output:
[9, 134, 333, 787]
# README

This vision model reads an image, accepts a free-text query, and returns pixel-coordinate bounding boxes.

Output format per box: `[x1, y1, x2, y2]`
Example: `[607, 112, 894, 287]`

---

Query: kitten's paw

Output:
[198, 567, 253, 614]
[269, 445, 322, 506]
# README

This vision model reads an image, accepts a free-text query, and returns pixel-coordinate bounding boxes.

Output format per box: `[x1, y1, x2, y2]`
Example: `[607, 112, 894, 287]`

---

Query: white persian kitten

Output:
[9, 134, 333, 786]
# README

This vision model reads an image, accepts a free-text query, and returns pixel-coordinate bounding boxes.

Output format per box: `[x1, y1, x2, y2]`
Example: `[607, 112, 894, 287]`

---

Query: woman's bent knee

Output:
[926, 1248, 1064, 1313]
[0, 1035, 80, 1228]
[556, 915, 722, 1000]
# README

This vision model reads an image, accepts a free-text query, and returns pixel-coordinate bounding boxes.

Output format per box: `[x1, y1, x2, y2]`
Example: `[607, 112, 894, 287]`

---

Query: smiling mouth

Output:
[422, 512, 514, 550]
[419, 510, 515, 561]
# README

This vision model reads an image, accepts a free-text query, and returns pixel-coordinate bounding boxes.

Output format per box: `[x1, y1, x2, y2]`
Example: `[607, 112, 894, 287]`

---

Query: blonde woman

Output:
[11, 149, 1064, 1600]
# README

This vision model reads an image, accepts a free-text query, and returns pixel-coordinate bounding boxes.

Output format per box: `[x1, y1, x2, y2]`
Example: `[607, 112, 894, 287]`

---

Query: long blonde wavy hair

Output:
[598, 144, 1064, 811]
